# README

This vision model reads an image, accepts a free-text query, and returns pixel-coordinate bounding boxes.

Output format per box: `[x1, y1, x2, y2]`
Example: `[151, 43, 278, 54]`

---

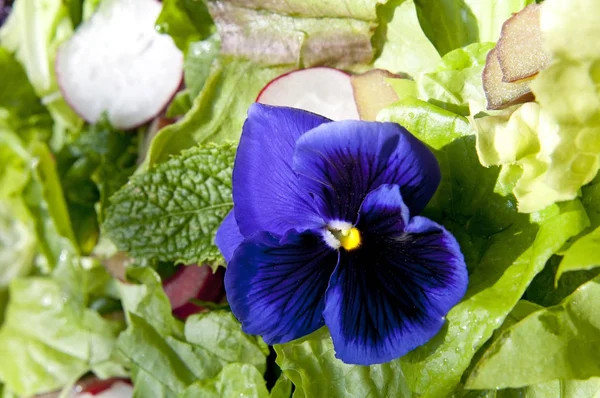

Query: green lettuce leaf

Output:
[0, 263, 125, 397]
[147, 57, 289, 166]
[556, 226, 600, 281]
[178, 364, 269, 398]
[118, 267, 268, 398]
[205, 0, 379, 68]
[414, 0, 533, 56]
[104, 142, 235, 268]
[378, 98, 472, 148]
[417, 42, 495, 115]
[275, 328, 410, 398]
[0, 201, 35, 287]
[23, 141, 79, 269]
[183, 35, 221, 100]
[373, 0, 441, 77]
[155, 0, 215, 52]
[466, 275, 600, 389]
[375, 101, 589, 396]
[526, 256, 600, 308]
[413, 0, 479, 56]
[1, 0, 83, 142]
[269, 374, 293, 398]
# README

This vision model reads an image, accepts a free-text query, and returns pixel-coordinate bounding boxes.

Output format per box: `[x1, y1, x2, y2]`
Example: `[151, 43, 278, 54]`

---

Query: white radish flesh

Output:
[256, 67, 360, 121]
[57, 0, 183, 129]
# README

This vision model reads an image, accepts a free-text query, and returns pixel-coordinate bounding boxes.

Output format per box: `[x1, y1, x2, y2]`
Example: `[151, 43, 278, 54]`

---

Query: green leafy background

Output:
[2, 0, 600, 397]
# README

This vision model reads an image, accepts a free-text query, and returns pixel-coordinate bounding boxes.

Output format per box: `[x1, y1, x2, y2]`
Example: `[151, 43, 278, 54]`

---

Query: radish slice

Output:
[73, 378, 132, 398]
[256, 67, 360, 121]
[56, 0, 183, 129]
[162, 264, 225, 319]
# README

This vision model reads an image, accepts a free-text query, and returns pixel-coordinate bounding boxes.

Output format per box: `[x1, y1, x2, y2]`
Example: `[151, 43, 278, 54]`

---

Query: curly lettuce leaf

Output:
[473, 0, 600, 213]
[417, 42, 494, 115]
[467, 275, 600, 389]
[118, 267, 268, 398]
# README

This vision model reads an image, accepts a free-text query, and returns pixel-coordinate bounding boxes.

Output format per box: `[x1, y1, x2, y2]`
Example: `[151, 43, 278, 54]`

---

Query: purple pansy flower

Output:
[216, 104, 468, 365]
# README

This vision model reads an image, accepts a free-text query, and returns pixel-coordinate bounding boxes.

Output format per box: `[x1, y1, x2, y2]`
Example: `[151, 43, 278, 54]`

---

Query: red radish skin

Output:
[256, 67, 360, 121]
[162, 265, 225, 319]
[79, 378, 132, 396]
[56, 0, 183, 130]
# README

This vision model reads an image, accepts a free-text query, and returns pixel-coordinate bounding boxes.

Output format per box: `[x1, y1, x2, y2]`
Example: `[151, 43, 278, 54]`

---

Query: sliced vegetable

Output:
[256, 67, 359, 121]
[56, 0, 183, 129]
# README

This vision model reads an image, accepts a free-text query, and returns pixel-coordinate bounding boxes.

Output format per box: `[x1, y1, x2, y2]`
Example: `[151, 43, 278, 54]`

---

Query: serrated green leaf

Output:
[466, 275, 600, 389]
[275, 328, 410, 398]
[104, 143, 235, 268]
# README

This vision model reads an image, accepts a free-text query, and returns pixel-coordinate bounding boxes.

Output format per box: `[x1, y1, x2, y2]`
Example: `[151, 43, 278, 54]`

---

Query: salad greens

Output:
[1, 0, 600, 397]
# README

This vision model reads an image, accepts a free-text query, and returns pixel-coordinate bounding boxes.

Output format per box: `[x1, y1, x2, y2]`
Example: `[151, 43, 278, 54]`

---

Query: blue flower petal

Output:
[292, 120, 440, 223]
[215, 210, 244, 263]
[233, 104, 331, 237]
[323, 185, 467, 365]
[225, 229, 338, 344]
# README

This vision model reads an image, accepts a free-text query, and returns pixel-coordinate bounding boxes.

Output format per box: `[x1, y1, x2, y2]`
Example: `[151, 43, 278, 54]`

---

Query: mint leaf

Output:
[104, 143, 235, 267]
[178, 364, 269, 398]
[466, 275, 600, 388]
[275, 328, 410, 398]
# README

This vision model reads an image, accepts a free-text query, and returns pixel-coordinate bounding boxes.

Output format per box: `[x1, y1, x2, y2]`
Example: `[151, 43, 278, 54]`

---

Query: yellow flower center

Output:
[338, 227, 361, 251]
